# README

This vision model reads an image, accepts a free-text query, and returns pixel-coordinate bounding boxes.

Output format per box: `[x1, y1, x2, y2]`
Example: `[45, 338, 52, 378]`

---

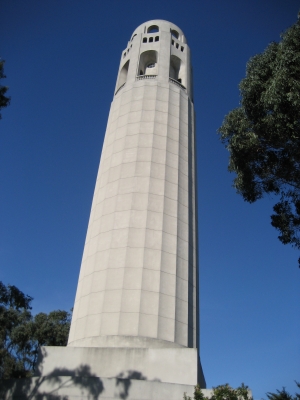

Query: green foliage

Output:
[0, 60, 10, 119]
[32, 310, 71, 347]
[0, 281, 71, 379]
[184, 383, 252, 400]
[266, 382, 300, 400]
[267, 388, 294, 400]
[194, 385, 206, 400]
[218, 14, 300, 262]
[211, 384, 252, 400]
[296, 382, 300, 400]
[184, 383, 300, 400]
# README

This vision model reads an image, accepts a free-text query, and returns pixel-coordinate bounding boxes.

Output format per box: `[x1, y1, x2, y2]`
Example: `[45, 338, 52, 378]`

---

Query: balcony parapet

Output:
[169, 77, 186, 90]
[136, 75, 157, 80]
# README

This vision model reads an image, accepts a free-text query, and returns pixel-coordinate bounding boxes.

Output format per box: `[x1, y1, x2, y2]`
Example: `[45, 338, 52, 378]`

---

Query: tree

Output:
[266, 382, 300, 400]
[218, 15, 300, 263]
[0, 281, 71, 379]
[0, 60, 10, 118]
[267, 388, 294, 400]
[184, 383, 252, 400]
[0, 282, 33, 378]
[183, 383, 300, 400]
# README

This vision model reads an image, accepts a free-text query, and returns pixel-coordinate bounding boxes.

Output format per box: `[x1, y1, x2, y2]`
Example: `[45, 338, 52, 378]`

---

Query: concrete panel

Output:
[142, 269, 160, 292]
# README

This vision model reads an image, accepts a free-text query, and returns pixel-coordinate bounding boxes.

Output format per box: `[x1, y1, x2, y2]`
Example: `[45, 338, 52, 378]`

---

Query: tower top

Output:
[130, 20, 187, 44]
[115, 19, 193, 99]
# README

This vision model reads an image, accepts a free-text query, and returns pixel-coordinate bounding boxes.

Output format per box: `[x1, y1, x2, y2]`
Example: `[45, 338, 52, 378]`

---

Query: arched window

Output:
[143, 37, 147, 43]
[147, 25, 159, 33]
[138, 50, 158, 76]
[116, 60, 130, 91]
[149, 37, 153, 43]
[155, 36, 159, 42]
[171, 29, 179, 39]
[169, 55, 185, 87]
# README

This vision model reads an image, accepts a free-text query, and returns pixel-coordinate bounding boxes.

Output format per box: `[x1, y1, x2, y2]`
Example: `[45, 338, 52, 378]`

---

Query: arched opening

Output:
[171, 29, 179, 39]
[169, 55, 185, 87]
[147, 25, 159, 33]
[131, 34, 137, 41]
[138, 50, 158, 76]
[116, 60, 130, 91]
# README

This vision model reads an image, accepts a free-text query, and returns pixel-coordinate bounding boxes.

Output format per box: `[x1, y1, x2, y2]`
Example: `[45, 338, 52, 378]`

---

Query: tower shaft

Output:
[68, 20, 199, 351]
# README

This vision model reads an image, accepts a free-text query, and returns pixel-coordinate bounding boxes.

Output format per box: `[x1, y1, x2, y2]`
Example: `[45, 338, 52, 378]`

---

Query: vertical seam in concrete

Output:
[174, 87, 181, 346]
[138, 83, 152, 337]
[118, 87, 134, 336]
[156, 84, 168, 342]
[187, 94, 194, 348]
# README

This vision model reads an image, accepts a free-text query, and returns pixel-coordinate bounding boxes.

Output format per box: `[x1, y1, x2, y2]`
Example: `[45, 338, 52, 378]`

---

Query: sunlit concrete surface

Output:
[2, 376, 212, 400]
[35, 346, 200, 386]
[69, 19, 199, 354]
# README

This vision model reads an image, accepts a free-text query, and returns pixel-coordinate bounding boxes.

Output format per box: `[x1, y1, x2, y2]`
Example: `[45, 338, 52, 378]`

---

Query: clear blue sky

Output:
[1, 0, 299, 398]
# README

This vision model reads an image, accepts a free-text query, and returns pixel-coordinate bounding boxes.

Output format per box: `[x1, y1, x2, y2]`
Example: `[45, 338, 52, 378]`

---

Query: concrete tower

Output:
[69, 19, 198, 352]
[33, 20, 205, 399]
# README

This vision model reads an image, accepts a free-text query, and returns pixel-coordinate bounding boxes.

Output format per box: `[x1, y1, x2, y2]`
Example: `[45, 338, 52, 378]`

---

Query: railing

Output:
[136, 75, 157, 80]
[115, 82, 126, 95]
[169, 77, 186, 90]
[116, 77, 186, 94]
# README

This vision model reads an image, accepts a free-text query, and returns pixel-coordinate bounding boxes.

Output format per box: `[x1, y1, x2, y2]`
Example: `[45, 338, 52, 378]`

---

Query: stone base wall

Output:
[2, 376, 212, 400]
[34, 346, 205, 387]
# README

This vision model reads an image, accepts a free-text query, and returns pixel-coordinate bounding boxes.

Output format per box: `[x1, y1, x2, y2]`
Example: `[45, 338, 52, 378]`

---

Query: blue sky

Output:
[1, 0, 299, 398]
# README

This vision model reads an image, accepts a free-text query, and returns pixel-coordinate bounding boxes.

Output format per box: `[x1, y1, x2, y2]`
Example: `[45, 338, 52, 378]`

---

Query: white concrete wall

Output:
[3, 376, 212, 400]
[34, 346, 199, 386]
[68, 20, 199, 351]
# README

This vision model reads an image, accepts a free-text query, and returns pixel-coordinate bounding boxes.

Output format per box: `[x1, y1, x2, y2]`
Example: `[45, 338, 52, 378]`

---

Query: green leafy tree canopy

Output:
[0, 60, 10, 119]
[0, 281, 71, 379]
[184, 383, 252, 400]
[267, 382, 300, 400]
[218, 14, 300, 263]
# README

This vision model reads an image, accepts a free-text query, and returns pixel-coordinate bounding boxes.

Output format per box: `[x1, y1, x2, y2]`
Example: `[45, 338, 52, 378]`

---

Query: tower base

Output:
[1, 345, 206, 399]
[36, 346, 205, 386]
[2, 376, 211, 400]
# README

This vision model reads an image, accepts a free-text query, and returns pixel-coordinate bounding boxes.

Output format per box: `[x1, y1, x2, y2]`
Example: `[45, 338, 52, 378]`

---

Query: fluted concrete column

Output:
[68, 20, 199, 351]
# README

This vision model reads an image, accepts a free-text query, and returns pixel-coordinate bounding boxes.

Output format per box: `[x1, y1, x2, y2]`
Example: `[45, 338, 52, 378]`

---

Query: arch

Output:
[171, 29, 179, 39]
[147, 25, 159, 33]
[169, 55, 185, 86]
[131, 34, 137, 41]
[138, 50, 158, 76]
[116, 60, 130, 91]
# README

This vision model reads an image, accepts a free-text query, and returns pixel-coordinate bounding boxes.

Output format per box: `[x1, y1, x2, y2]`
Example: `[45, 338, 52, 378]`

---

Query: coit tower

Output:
[66, 19, 204, 386]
